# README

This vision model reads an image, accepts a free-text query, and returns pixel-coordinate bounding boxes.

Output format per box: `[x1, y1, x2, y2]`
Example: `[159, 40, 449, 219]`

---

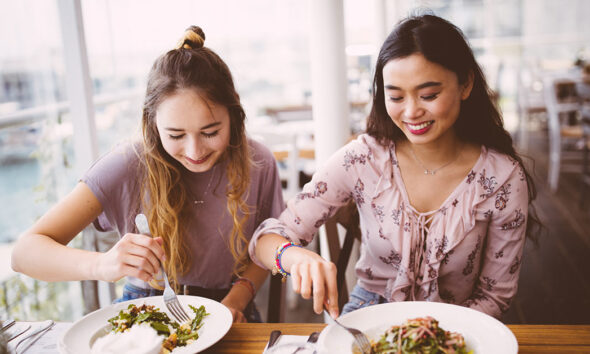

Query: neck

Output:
[405, 134, 462, 167]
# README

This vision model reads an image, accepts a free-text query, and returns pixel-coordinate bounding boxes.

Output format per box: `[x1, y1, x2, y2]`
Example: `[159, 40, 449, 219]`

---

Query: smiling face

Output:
[155, 89, 231, 173]
[383, 53, 472, 146]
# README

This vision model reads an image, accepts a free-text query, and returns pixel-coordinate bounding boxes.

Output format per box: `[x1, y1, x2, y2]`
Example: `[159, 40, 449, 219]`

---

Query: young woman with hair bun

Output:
[12, 25, 284, 323]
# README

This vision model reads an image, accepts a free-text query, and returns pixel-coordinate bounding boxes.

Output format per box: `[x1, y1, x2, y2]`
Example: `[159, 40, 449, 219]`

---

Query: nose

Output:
[402, 97, 424, 120]
[185, 135, 205, 159]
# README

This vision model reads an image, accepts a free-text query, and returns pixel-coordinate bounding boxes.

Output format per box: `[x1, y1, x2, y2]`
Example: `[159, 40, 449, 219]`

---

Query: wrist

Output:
[272, 241, 303, 280]
[232, 277, 256, 298]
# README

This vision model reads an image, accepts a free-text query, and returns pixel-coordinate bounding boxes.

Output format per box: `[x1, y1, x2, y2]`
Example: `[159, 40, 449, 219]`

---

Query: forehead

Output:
[156, 89, 227, 125]
[382, 53, 458, 88]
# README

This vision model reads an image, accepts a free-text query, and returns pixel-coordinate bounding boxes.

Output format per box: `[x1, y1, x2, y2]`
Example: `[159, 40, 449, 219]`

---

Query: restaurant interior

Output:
[1, 0, 589, 352]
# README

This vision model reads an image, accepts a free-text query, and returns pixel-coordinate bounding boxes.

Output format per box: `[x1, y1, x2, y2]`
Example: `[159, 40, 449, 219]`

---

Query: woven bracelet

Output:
[273, 241, 302, 278]
[232, 277, 256, 297]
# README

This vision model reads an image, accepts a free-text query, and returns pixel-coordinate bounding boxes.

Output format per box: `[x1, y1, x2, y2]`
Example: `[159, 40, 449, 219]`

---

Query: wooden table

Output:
[203, 323, 590, 353]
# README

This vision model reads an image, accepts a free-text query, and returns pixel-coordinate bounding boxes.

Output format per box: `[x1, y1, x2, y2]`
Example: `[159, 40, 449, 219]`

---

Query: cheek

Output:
[384, 102, 402, 121]
[431, 95, 461, 120]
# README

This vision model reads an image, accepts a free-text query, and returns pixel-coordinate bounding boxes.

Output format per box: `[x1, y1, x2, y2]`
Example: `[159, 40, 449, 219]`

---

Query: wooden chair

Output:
[266, 274, 285, 323]
[323, 202, 361, 312]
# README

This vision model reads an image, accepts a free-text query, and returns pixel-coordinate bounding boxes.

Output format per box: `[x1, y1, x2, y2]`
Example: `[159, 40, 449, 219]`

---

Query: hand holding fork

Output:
[135, 214, 190, 323]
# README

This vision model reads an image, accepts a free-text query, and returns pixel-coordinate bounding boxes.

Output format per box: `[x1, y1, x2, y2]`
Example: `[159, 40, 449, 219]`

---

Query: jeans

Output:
[115, 282, 262, 323]
[341, 284, 388, 315]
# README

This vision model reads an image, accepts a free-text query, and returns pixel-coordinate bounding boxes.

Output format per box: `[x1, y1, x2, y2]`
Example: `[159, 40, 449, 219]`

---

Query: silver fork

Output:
[13, 320, 54, 354]
[324, 310, 372, 354]
[135, 214, 191, 323]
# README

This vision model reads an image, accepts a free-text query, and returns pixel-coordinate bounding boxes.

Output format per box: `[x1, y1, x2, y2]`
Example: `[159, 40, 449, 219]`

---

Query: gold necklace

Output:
[408, 144, 462, 175]
[190, 165, 217, 205]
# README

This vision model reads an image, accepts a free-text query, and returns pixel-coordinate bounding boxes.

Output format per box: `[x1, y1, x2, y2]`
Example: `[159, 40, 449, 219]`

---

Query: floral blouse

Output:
[249, 134, 529, 319]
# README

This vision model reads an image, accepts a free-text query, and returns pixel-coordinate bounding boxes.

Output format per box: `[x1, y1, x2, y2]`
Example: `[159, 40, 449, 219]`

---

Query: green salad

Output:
[371, 316, 473, 354]
[107, 303, 208, 352]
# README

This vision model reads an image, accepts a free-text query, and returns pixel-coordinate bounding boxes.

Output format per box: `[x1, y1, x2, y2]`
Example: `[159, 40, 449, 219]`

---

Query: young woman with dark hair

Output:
[250, 14, 538, 320]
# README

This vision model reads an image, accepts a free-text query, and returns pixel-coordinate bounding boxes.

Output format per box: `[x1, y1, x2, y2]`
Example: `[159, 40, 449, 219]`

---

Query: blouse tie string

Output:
[410, 212, 435, 301]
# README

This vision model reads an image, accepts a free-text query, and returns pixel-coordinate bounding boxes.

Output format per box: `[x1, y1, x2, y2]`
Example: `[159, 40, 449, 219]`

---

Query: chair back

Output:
[323, 202, 361, 311]
[543, 74, 583, 191]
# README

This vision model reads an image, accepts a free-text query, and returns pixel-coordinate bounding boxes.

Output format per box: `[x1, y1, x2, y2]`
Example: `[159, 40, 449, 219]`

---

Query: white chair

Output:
[250, 130, 300, 200]
[576, 80, 590, 206]
[81, 225, 119, 313]
[544, 75, 583, 192]
[517, 61, 547, 150]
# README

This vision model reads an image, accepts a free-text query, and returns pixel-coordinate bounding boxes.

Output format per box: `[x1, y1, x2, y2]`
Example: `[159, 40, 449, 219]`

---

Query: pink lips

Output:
[405, 121, 433, 135]
[185, 153, 211, 165]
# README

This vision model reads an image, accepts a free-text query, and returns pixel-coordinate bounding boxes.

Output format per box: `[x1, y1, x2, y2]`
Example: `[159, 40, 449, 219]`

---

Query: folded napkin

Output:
[263, 334, 315, 353]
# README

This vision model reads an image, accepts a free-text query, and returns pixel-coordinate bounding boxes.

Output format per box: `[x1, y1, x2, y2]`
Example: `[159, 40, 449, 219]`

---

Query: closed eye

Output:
[388, 96, 403, 102]
[421, 93, 439, 101]
[201, 130, 219, 138]
[169, 134, 185, 140]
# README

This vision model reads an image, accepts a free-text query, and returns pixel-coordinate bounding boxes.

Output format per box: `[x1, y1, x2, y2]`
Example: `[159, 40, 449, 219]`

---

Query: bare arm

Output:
[255, 233, 339, 318]
[221, 261, 270, 323]
[11, 182, 165, 283]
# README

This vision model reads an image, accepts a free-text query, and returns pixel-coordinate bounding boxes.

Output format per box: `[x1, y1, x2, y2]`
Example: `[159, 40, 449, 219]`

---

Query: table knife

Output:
[268, 330, 282, 349]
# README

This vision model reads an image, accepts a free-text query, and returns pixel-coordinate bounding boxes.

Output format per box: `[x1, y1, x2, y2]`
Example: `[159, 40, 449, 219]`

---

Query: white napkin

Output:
[263, 334, 312, 353]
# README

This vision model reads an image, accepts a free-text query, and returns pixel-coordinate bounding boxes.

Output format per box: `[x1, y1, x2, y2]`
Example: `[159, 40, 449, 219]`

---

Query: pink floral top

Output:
[249, 134, 529, 319]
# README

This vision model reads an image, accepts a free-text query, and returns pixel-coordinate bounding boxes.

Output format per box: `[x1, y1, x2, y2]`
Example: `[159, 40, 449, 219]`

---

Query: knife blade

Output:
[267, 330, 282, 349]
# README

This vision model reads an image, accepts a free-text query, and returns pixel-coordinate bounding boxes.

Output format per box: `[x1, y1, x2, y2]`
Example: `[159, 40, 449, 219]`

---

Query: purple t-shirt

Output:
[82, 138, 284, 289]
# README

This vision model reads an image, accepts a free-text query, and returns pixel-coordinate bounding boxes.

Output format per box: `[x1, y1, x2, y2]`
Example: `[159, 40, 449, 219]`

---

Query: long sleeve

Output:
[248, 137, 374, 267]
[461, 163, 529, 318]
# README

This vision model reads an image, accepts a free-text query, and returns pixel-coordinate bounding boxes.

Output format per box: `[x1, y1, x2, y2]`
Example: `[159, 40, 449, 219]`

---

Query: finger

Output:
[116, 263, 153, 283]
[127, 233, 167, 262]
[299, 263, 313, 299]
[310, 263, 326, 315]
[323, 262, 339, 318]
[120, 246, 161, 276]
[121, 239, 163, 274]
[290, 263, 302, 294]
[235, 311, 247, 323]
[123, 254, 160, 278]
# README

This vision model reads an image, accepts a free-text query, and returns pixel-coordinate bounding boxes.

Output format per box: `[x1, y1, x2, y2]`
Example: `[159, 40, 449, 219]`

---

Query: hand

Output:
[221, 297, 248, 323]
[92, 233, 166, 283]
[283, 247, 339, 318]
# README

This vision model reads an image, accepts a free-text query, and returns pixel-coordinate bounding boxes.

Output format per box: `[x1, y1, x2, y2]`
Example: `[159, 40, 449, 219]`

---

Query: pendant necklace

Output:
[408, 144, 462, 175]
[190, 165, 217, 205]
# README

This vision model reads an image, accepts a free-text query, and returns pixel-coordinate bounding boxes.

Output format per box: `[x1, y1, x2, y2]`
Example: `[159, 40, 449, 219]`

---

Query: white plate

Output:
[317, 301, 517, 354]
[58, 295, 232, 354]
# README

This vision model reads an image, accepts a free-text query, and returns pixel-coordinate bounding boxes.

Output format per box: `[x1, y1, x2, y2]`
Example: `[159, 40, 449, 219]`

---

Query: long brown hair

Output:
[140, 26, 252, 287]
[366, 14, 541, 241]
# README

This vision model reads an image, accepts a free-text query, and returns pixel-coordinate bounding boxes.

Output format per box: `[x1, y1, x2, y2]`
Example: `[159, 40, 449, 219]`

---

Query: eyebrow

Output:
[385, 81, 442, 90]
[164, 121, 221, 131]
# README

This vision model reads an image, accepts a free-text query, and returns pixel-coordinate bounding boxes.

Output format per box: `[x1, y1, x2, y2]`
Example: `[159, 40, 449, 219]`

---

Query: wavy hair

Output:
[140, 26, 252, 289]
[366, 14, 540, 242]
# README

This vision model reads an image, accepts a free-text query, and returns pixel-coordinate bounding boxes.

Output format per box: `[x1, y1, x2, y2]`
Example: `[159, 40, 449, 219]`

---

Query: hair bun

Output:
[177, 25, 205, 50]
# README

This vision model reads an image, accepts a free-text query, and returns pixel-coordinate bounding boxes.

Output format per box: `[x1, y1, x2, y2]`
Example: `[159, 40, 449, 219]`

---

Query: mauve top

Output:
[83, 138, 284, 289]
[249, 134, 528, 318]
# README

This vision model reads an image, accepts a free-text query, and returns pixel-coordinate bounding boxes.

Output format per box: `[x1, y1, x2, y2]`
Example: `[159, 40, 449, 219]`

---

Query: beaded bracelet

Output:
[232, 277, 256, 298]
[273, 241, 302, 279]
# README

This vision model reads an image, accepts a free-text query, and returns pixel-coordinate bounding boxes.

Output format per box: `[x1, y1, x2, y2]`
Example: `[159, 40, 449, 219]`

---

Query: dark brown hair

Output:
[366, 14, 540, 241]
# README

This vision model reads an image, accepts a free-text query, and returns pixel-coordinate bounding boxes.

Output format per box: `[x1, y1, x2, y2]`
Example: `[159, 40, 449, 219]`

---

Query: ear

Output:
[460, 71, 474, 100]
